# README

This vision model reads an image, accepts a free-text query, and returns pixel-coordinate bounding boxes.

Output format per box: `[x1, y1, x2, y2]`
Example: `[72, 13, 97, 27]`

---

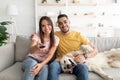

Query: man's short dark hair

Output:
[57, 14, 68, 20]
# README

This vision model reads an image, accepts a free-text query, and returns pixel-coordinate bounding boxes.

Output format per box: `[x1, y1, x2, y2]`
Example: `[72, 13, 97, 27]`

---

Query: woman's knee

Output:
[36, 65, 48, 80]
[22, 57, 38, 70]
[41, 65, 48, 72]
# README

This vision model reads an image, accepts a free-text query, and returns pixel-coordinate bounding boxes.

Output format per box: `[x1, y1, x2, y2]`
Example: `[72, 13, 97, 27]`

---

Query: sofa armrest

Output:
[0, 43, 14, 71]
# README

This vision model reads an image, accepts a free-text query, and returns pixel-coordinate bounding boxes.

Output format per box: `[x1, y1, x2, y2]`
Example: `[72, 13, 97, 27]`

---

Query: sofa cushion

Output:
[0, 62, 104, 80]
[59, 72, 103, 80]
[103, 68, 120, 80]
[0, 62, 120, 80]
[15, 35, 31, 62]
[0, 43, 14, 71]
[89, 37, 120, 52]
[15, 36, 120, 61]
[0, 62, 23, 80]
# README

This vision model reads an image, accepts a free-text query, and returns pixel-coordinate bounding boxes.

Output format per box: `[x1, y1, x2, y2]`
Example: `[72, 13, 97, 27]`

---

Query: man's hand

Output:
[73, 53, 85, 63]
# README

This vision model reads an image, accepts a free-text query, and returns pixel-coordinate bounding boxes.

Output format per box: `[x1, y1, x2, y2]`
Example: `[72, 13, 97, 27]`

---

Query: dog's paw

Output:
[104, 75, 113, 80]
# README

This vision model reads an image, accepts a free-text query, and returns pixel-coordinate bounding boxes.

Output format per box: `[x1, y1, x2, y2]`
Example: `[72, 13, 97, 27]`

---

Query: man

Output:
[48, 14, 97, 80]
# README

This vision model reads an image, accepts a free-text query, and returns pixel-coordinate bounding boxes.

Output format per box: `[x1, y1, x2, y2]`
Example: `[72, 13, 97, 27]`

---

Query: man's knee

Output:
[49, 61, 61, 72]
[75, 63, 88, 72]
[49, 61, 59, 67]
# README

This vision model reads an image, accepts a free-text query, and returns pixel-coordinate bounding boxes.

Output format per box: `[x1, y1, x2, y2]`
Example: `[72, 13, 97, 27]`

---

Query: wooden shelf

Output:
[96, 3, 120, 6]
[38, 15, 96, 18]
[38, 3, 64, 6]
[68, 3, 97, 6]
[37, 3, 120, 6]
[38, 3, 97, 6]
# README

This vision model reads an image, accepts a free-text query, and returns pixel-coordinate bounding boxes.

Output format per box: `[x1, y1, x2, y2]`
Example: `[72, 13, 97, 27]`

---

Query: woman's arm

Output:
[40, 36, 59, 65]
[40, 45, 58, 66]
[29, 34, 41, 54]
[29, 40, 38, 54]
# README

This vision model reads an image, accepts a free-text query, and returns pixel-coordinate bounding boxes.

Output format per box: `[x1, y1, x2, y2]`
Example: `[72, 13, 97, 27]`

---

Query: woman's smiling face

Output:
[41, 20, 52, 35]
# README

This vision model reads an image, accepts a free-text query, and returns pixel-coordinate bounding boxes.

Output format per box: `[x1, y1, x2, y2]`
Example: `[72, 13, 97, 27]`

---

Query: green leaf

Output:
[0, 26, 7, 32]
[0, 21, 13, 25]
[0, 21, 11, 46]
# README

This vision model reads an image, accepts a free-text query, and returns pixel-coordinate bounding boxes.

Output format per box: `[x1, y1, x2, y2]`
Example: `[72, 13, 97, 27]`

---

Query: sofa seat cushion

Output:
[59, 68, 120, 80]
[59, 72, 103, 80]
[0, 62, 23, 80]
[103, 68, 120, 80]
[0, 62, 119, 80]
[0, 62, 103, 80]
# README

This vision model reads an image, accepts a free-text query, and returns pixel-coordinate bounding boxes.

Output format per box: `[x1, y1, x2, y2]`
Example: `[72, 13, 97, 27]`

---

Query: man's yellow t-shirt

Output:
[55, 30, 90, 58]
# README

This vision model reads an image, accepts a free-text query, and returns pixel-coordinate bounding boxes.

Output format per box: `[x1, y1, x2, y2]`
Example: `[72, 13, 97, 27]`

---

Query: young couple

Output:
[22, 14, 97, 80]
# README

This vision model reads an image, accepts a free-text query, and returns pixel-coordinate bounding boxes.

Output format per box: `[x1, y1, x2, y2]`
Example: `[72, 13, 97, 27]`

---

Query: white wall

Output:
[0, 0, 35, 36]
[1, 0, 120, 37]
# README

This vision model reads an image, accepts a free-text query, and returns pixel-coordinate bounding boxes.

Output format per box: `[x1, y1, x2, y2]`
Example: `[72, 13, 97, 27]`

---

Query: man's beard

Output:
[61, 27, 70, 33]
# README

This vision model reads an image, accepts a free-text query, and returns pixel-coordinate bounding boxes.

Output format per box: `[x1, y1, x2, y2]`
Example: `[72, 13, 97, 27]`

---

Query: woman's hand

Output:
[30, 41, 41, 53]
[29, 63, 43, 76]
[30, 41, 46, 53]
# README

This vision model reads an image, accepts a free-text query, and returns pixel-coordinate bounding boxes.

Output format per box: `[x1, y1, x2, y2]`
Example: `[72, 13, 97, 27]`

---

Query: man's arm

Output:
[86, 42, 98, 58]
[74, 42, 98, 63]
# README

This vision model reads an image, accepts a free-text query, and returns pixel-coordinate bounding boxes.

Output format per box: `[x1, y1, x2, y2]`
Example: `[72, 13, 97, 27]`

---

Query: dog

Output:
[59, 45, 120, 80]
[59, 45, 94, 73]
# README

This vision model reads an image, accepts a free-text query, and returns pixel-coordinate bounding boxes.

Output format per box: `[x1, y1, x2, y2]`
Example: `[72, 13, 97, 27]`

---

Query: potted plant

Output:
[41, 0, 47, 3]
[56, 0, 61, 3]
[0, 21, 12, 46]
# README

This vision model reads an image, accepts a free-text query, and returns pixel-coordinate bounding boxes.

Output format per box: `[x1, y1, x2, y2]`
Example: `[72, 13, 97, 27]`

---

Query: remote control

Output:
[39, 45, 45, 48]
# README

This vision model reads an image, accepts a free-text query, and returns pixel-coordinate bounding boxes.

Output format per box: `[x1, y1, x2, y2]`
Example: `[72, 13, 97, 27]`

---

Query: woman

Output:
[22, 16, 59, 80]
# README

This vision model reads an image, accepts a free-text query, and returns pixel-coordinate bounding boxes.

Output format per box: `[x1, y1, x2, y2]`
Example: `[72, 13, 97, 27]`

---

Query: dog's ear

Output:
[64, 60, 66, 63]
[69, 59, 74, 65]
[68, 59, 77, 65]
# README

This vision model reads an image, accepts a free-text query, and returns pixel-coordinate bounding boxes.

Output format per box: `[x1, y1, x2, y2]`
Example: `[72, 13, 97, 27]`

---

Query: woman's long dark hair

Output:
[39, 16, 55, 48]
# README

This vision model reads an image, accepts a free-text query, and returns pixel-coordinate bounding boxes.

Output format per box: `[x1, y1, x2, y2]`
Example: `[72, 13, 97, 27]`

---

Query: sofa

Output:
[0, 35, 120, 80]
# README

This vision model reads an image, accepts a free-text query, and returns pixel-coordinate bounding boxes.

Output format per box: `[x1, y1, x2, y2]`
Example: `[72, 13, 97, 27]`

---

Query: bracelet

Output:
[83, 53, 88, 59]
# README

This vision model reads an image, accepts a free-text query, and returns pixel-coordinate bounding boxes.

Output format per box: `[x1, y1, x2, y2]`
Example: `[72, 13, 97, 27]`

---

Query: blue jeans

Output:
[48, 61, 89, 80]
[22, 56, 48, 80]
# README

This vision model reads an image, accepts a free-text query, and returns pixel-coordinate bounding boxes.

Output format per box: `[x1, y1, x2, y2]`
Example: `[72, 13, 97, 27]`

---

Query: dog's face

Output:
[59, 45, 94, 73]
[60, 55, 77, 73]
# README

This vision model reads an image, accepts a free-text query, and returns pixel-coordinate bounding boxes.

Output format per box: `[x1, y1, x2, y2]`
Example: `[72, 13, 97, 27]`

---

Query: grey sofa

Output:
[0, 35, 120, 80]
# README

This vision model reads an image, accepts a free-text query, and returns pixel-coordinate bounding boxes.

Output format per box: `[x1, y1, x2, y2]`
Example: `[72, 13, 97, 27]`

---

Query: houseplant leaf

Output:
[0, 21, 12, 46]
